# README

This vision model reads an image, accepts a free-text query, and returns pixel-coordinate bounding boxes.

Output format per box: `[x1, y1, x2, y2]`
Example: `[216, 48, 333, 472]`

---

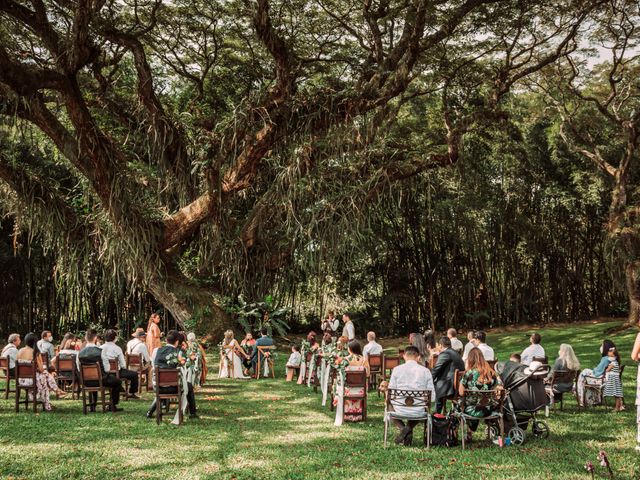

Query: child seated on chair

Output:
[286, 345, 302, 382]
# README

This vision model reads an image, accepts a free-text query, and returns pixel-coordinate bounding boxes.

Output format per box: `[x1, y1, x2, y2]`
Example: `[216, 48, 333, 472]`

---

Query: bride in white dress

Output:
[218, 330, 250, 379]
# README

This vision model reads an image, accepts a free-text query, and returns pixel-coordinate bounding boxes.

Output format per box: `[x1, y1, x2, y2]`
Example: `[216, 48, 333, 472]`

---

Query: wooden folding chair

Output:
[441, 368, 465, 414]
[428, 353, 439, 370]
[368, 353, 383, 395]
[126, 353, 149, 393]
[109, 359, 130, 400]
[256, 346, 275, 379]
[382, 356, 401, 382]
[546, 369, 578, 410]
[154, 368, 183, 425]
[455, 389, 505, 450]
[342, 369, 368, 422]
[0, 357, 15, 399]
[56, 356, 78, 399]
[384, 389, 432, 448]
[79, 362, 112, 413]
[533, 356, 548, 364]
[15, 361, 42, 413]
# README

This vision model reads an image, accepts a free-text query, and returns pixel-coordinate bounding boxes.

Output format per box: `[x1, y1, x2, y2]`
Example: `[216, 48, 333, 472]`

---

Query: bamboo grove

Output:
[0, 0, 638, 337]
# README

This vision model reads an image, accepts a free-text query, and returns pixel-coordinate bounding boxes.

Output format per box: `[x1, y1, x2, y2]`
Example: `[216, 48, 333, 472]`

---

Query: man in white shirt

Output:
[1, 333, 21, 376]
[342, 313, 355, 341]
[362, 331, 383, 358]
[385, 346, 436, 446]
[102, 329, 139, 399]
[37, 330, 55, 365]
[127, 329, 151, 364]
[472, 331, 495, 361]
[447, 328, 463, 354]
[462, 330, 476, 362]
[520, 333, 545, 365]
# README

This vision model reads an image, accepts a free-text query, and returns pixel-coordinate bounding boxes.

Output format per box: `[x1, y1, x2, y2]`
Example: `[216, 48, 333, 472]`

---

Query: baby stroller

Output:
[499, 361, 551, 445]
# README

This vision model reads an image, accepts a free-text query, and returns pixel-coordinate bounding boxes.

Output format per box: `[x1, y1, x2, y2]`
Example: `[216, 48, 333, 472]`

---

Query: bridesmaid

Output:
[146, 313, 162, 356]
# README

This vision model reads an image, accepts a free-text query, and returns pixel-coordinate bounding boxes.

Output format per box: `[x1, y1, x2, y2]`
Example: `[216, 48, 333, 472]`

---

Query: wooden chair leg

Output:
[156, 398, 161, 425]
[33, 389, 37, 412]
[178, 392, 183, 425]
[82, 390, 87, 414]
[15, 386, 19, 412]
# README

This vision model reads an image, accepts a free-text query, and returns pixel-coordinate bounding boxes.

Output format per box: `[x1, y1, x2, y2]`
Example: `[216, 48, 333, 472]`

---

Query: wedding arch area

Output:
[1, 0, 640, 479]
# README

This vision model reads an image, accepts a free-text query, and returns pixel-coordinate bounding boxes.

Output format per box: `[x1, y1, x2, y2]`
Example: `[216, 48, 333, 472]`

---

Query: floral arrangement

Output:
[585, 450, 613, 479]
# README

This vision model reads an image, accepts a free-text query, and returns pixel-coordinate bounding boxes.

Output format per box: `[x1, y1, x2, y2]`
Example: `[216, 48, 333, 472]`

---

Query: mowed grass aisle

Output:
[0, 320, 639, 480]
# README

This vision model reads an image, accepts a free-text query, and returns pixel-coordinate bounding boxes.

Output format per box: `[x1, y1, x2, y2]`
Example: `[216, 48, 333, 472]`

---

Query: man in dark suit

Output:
[77, 329, 122, 412]
[146, 330, 197, 419]
[251, 327, 274, 375]
[432, 336, 465, 413]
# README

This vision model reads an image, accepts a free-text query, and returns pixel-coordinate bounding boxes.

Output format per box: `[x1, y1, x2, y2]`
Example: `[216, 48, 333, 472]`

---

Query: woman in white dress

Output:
[218, 330, 250, 379]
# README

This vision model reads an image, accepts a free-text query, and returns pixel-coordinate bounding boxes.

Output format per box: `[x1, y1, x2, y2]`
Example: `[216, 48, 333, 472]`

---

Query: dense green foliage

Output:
[0, 320, 638, 479]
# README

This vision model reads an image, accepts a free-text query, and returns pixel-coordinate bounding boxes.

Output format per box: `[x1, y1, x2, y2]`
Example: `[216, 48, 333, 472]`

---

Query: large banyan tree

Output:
[0, 0, 606, 334]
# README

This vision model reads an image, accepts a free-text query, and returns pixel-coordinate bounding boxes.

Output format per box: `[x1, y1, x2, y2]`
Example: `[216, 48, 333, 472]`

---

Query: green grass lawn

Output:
[0, 320, 638, 480]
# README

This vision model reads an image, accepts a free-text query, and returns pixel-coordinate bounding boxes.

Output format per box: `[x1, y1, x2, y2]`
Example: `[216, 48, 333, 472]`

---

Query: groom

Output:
[251, 328, 274, 376]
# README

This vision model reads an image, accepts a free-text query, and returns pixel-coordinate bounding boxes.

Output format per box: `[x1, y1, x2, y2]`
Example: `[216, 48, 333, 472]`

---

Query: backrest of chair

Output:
[398, 348, 404, 357]
[39, 352, 49, 366]
[429, 353, 439, 370]
[80, 362, 102, 384]
[156, 368, 179, 387]
[387, 389, 431, 413]
[345, 369, 367, 388]
[384, 356, 400, 372]
[0, 357, 8, 370]
[453, 369, 465, 395]
[126, 353, 142, 367]
[462, 388, 504, 410]
[57, 357, 75, 372]
[257, 346, 275, 356]
[16, 361, 35, 380]
[551, 369, 577, 385]
[533, 356, 548, 364]
[108, 359, 118, 372]
[368, 354, 383, 369]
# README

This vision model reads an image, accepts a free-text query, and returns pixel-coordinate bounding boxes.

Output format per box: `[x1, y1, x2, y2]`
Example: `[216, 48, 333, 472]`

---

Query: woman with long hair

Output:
[218, 330, 249, 379]
[410, 333, 429, 366]
[145, 313, 162, 356]
[577, 339, 617, 406]
[16, 332, 66, 411]
[334, 340, 370, 425]
[459, 347, 501, 442]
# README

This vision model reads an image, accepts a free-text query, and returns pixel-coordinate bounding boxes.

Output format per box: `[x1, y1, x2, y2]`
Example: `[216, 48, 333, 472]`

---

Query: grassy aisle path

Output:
[0, 320, 638, 479]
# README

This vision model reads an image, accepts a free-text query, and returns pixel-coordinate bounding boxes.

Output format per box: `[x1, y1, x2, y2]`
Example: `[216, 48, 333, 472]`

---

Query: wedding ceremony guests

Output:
[547, 344, 580, 403]
[462, 330, 475, 361]
[363, 331, 383, 358]
[52, 333, 78, 370]
[321, 310, 340, 338]
[334, 340, 370, 425]
[447, 328, 464, 355]
[241, 332, 256, 375]
[37, 330, 55, 366]
[17, 332, 66, 411]
[342, 313, 355, 341]
[101, 329, 140, 399]
[459, 347, 502, 443]
[1, 333, 20, 376]
[251, 327, 274, 375]
[432, 336, 465, 413]
[471, 331, 494, 361]
[146, 330, 197, 419]
[286, 345, 302, 381]
[409, 333, 429, 366]
[384, 345, 436, 446]
[521, 333, 545, 365]
[577, 339, 616, 406]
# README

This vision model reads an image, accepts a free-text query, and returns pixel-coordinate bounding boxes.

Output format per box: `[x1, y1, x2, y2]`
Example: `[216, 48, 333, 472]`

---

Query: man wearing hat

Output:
[127, 328, 151, 378]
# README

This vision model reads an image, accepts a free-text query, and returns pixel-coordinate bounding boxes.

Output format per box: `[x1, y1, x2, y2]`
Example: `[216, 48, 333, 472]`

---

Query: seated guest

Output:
[1, 333, 21, 377]
[334, 340, 370, 425]
[17, 332, 66, 411]
[78, 329, 122, 412]
[432, 336, 465, 413]
[410, 333, 429, 367]
[52, 333, 78, 371]
[462, 330, 476, 361]
[362, 331, 383, 358]
[547, 343, 580, 403]
[471, 331, 494, 361]
[127, 330, 151, 364]
[459, 347, 502, 443]
[37, 330, 56, 367]
[510, 353, 522, 363]
[101, 329, 140, 399]
[285, 345, 302, 381]
[521, 333, 545, 365]
[146, 330, 197, 419]
[384, 345, 436, 445]
[424, 330, 437, 352]
[447, 328, 464, 355]
[251, 327, 274, 375]
[127, 328, 144, 353]
[577, 339, 615, 406]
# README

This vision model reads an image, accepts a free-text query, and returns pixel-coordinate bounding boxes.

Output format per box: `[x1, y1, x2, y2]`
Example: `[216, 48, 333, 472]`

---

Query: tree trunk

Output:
[625, 260, 640, 325]
[148, 268, 230, 338]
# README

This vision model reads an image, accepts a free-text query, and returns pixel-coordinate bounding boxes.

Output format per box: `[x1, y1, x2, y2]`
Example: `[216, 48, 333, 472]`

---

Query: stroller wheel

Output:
[508, 427, 526, 445]
[532, 421, 550, 439]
